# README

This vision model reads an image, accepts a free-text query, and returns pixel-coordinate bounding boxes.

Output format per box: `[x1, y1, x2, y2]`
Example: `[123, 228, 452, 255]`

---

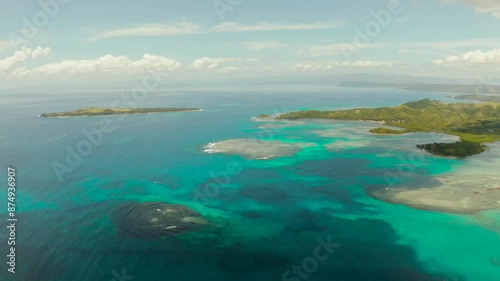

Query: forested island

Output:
[416, 142, 487, 157]
[369, 127, 409, 135]
[40, 107, 202, 118]
[276, 99, 500, 157]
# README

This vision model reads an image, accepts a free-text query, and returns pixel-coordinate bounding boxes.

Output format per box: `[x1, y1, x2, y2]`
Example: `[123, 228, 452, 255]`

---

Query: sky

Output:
[0, 0, 500, 89]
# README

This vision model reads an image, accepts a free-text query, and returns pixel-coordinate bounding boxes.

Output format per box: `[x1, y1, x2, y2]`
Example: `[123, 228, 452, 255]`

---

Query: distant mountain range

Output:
[338, 81, 500, 102]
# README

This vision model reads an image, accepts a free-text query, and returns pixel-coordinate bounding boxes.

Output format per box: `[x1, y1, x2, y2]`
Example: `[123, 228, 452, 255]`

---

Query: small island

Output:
[416, 142, 487, 157]
[369, 127, 410, 135]
[40, 107, 202, 118]
[276, 99, 500, 157]
[256, 114, 271, 118]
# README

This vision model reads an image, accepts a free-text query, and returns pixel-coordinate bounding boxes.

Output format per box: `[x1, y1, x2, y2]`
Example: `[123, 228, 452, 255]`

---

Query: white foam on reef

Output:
[203, 139, 315, 160]
[203, 142, 225, 153]
[250, 117, 267, 122]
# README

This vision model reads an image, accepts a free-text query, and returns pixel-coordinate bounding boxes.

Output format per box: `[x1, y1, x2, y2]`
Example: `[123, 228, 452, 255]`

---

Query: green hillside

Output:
[277, 99, 500, 157]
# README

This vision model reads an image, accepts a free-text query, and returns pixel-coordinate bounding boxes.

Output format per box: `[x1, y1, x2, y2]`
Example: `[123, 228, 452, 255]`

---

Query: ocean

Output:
[0, 88, 499, 281]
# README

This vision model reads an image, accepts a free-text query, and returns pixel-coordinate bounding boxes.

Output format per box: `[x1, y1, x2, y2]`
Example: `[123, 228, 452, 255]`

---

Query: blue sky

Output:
[1, 0, 499, 88]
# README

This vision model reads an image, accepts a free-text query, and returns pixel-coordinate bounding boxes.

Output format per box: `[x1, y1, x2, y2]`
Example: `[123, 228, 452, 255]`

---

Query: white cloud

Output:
[443, 0, 500, 18]
[241, 41, 285, 51]
[398, 48, 434, 55]
[299, 39, 500, 58]
[9, 53, 181, 78]
[220, 66, 248, 73]
[294, 64, 324, 72]
[301, 43, 387, 57]
[190, 57, 257, 70]
[31, 47, 52, 59]
[90, 22, 202, 41]
[0, 46, 51, 75]
[91, 21, 339, 41]
[0, 48, 31, 74]
[295, 61, 393, 71]
[339, 61, 393, 67]
[213, 22, 339, 32]
[401, 38, 500, 49]
[433, 48, 500, 65]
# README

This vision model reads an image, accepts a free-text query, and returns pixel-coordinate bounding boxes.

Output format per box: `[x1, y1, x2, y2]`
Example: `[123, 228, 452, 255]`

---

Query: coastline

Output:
[39, 109, 203, 118]
[274, 113, 386, 125]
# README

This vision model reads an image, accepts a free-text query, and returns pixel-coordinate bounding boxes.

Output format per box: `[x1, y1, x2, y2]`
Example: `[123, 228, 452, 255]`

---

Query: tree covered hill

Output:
[278, 99, 500, 144]
[277, 99, 500, 157]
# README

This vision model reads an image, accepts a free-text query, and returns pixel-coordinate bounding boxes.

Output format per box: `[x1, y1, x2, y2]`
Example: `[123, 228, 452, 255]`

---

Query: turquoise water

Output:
[0, 89, 498, 280]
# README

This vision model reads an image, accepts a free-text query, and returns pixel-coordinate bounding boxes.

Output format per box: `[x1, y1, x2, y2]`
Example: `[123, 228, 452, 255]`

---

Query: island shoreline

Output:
[40, 108, 203, 118]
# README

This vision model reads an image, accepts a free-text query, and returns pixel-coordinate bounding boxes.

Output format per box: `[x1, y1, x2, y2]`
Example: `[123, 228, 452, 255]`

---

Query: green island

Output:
[40, 107, 202, 118]
[369, 127, 410, 135]
[277, 99, 500, 157]
[416, 142, 487, 157]
[256, 114, 271, 118]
